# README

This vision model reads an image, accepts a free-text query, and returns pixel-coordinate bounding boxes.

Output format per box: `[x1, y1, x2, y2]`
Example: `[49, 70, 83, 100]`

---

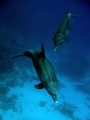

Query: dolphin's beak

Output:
[12, 54, 24, 59]
[55, 100, 58, 103]
[51, 94, 58, 103]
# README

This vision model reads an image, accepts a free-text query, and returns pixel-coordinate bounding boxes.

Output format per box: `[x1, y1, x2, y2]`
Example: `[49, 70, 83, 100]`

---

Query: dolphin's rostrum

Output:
[12, 43, 59, 103]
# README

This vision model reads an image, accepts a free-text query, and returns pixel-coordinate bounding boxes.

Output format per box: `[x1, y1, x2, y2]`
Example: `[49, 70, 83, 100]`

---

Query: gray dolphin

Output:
[12, 43, 59, 103]
[53, 8, 81, 51]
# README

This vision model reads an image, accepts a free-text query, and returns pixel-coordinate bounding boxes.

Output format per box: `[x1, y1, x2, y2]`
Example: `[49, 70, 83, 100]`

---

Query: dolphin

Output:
[53, 8, 81, 51]
[12, 43, 59, 103]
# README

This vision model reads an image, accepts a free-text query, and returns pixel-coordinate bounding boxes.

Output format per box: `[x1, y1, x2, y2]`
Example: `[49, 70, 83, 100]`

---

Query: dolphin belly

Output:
[34, 57, 59, 103]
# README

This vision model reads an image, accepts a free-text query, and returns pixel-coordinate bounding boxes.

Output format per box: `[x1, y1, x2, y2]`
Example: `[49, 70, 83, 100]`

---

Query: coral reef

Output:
[0, 93, 23, 113]
[53, 101, 79, 119]
[6, 79, 19, 87]
[0, 84, 10, 95]
[39, 101, 47, 107]
[0, 94, 17, 111]
[73, 81, 90, 96]
[0, 114, 2, 120]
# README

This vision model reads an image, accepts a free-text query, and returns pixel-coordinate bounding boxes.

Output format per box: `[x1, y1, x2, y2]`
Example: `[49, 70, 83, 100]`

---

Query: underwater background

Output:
[0, 0, 90, 120]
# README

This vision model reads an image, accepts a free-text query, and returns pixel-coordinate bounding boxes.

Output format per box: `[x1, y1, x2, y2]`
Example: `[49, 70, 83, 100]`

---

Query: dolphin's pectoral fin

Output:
[54, 45, 59, 52]
[34, 83, 44, 89]
[65, 38, 70, 42]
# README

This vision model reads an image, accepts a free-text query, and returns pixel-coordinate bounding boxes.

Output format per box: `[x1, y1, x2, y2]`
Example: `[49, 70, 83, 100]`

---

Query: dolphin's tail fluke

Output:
[12, 54, 24, 59]
[64, 6, 81, 17]
[71, 13, 81, 17]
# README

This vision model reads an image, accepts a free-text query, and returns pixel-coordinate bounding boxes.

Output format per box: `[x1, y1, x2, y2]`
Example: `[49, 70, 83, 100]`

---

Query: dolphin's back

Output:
[35, 57, 59, 95]
[57, 13, 71, 34]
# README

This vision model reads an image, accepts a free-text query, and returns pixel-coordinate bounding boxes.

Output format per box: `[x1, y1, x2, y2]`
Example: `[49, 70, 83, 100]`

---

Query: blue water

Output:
[0, 0, 90, 120]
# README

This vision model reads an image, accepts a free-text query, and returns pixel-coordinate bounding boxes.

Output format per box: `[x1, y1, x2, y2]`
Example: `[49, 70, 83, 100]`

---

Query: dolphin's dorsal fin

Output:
[41, 42, 45, 58]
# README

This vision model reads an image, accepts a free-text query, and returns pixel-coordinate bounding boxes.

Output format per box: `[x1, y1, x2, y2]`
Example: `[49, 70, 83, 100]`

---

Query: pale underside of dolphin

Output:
[53, 8, 81, 51]
[12, 43, 59, 103]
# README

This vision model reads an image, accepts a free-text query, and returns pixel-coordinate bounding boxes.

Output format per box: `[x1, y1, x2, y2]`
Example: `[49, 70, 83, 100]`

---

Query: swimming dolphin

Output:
[53, 8, 81, 51]
[12, 43, 59, 103]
